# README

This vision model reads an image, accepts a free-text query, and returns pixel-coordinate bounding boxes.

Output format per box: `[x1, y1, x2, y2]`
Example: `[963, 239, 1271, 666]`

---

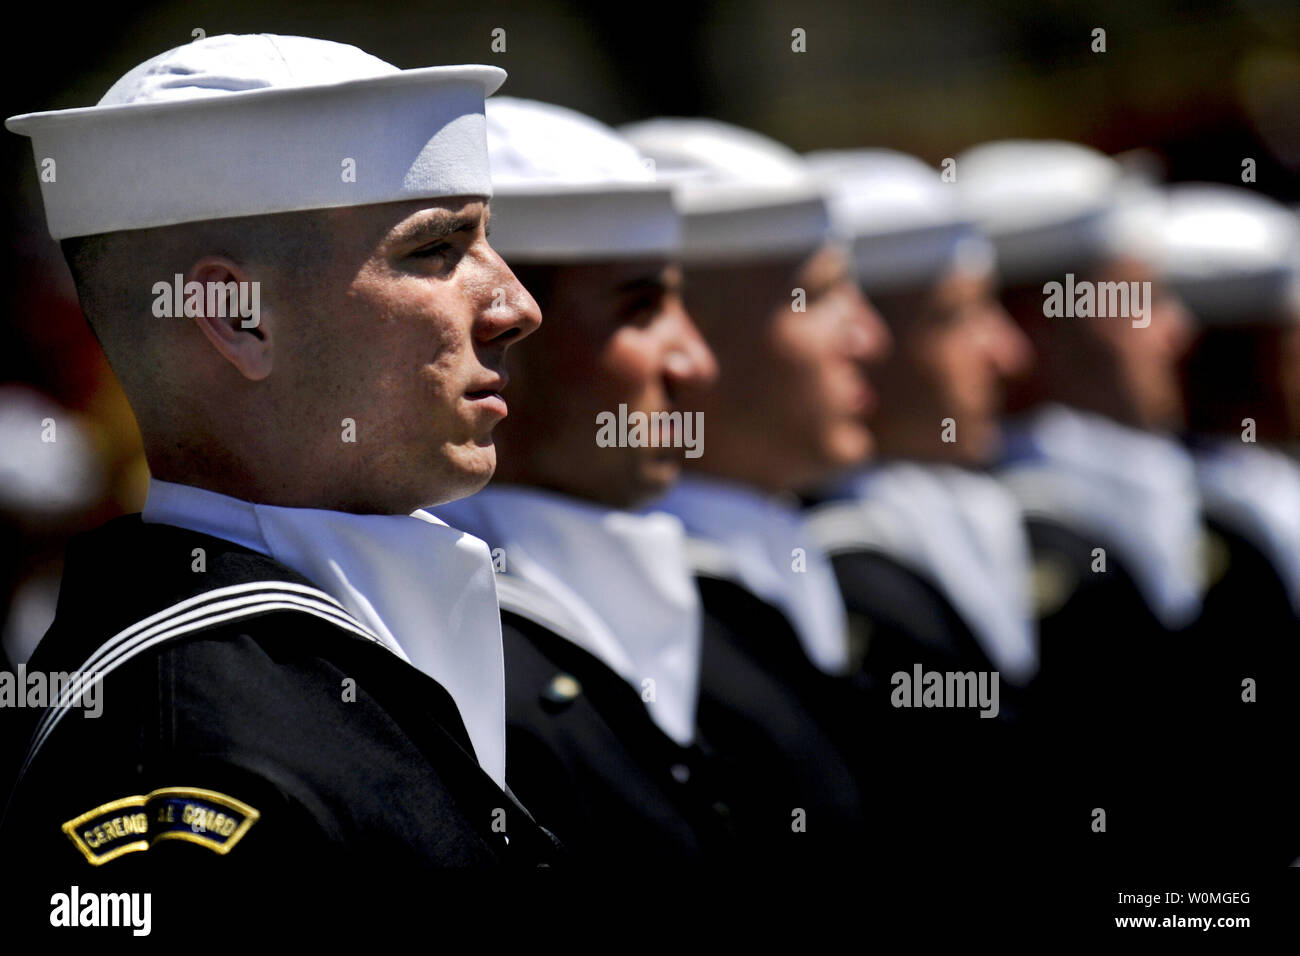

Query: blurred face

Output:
[771, 246, 888, 473]
[684, 244, 891, 493]
[1086, 256, 1192, 430]
[495, 259, 718, 509]
[871, 268, 1032, 464]
[286, 197, 541, 512]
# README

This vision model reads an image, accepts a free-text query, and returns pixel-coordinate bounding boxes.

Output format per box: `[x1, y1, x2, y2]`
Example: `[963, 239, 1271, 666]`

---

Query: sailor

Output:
[1, 33, 559, 920]
[1160, 183, 1300, 863]
[956, 140, 1208, 862]
[436, 98, 864, 862]
[769, 148, 1049, 857]
[801, 148, 1040, 712]
[619, 119, 976, 854]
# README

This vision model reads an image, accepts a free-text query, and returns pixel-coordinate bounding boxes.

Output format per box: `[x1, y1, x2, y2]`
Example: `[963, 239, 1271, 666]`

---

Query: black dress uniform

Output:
[990, 404, 1237, 864]
[1182, 446, 1300, 866]
[661, 475, 1022, 861]
[784, 508, 1036, 862]
[439, 486, 867, 864]
[1016, 514, 1177, 861]
[497, 603, 739, 862]
[1184, 517, 1300, 864]
[0, 517, 562, 924]
[488, 575, 863, 864]
[690, 574, 866, 859]
[1022, 508, 1298, 866]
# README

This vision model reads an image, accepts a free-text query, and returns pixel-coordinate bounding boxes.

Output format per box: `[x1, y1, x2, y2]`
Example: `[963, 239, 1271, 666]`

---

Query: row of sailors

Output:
[425, 99, 1300, 865]
[4, 37, 1295, 880]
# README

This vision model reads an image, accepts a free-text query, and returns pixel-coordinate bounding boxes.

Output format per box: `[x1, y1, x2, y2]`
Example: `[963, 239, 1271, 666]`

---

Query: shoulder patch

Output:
[62, 787, 259, 866]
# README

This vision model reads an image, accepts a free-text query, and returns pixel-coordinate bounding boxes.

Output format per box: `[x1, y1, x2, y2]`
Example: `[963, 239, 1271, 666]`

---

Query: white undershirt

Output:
[436, 485, 702, 746]
[650, 474, 852, 676]
[141, 477, 507, 790]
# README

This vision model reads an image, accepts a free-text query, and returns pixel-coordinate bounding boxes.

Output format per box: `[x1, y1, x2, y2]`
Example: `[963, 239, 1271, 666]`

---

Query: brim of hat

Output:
[673, 181, 824, 216]
[6, 63, 506, 134]
[490, 181, 670, 199]
[486, 183, 680, 261]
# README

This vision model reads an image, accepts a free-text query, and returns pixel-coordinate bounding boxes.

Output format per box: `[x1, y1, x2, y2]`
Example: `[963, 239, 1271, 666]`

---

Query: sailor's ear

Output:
[188, 257, 273, 381]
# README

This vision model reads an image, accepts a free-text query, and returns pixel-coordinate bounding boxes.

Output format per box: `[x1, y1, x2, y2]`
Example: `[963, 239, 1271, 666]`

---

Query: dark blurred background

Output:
[3, 0, 1300, 656]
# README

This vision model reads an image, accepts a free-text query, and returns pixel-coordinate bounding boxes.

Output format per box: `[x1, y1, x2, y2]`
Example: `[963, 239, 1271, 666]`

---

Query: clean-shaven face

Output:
[683, 245, 891, 492]
[869, 268, 1033, 464]
[283, 197, 541, 512]
[498, 258, 718, 508]
[1087, 255, 1191, 430]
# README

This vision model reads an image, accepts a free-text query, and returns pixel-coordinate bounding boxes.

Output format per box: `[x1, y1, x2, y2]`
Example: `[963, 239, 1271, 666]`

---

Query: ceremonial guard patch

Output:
[62, 787, 259, 865]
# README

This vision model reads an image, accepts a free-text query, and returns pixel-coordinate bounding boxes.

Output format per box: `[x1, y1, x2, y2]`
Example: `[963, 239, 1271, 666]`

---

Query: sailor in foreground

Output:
[1, 33, 558, 911]
[801, 148, 1040, 715]
[957, 140, 1206, 861]
[1161, 183, 1300, 863]
[437, 99, 864, 861]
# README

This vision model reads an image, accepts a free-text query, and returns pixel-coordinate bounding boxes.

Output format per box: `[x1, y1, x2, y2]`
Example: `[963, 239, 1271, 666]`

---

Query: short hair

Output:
[58, 211, 332, 398]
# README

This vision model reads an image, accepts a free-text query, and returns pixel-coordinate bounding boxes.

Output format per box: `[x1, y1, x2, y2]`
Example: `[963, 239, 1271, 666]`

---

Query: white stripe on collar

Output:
[436, 485, 701, 747]
[649, 474, 851, 676]
[22, 582, 380, 781]
[142, 478, 508, 790]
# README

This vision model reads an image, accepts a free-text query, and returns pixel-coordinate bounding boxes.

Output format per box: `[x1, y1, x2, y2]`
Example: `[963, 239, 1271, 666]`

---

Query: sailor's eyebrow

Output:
[612, 270, 678, 298]
[614, 275, 666, 295]
[388, 209, 482, 248]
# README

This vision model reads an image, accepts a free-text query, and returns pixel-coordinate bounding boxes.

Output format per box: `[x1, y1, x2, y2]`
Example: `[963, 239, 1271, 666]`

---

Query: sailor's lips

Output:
[464, 390, 507, 417]
[464, 375, 508, 417]
[846, 377, 876, 416]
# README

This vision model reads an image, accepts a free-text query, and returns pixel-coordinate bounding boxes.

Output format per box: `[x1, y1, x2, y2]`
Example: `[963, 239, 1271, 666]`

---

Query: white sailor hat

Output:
[1159, 183, 1300, 324]
[619, 118, 831, 264]
[6, 34, 505, 240]
[954, 139, 1163, 283]
[483, 97, 679, 262]
[805, 148, 995, 292]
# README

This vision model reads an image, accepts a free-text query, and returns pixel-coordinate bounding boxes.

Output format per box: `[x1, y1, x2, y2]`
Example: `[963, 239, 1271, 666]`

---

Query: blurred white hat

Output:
[806, 148, 994, 292]
[484, 97, 679, 262]
[1159, 183, 1300, 324]
[620, 117, 831, 263]
[955, 139, 1163, 282]
[6, 34, 505, 239]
